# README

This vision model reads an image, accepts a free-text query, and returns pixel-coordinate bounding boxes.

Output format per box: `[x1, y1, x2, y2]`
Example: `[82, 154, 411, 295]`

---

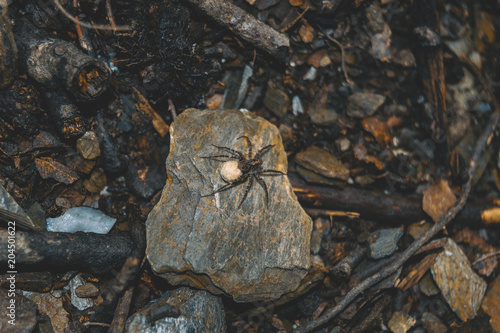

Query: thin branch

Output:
[280, 7, 309, 33]
[53, 0, 130, 31]
[105, 0, 117, 32]
[320, 31, 352, 85]
[293, 110, 500, 333]
[473, 250, 500, 265]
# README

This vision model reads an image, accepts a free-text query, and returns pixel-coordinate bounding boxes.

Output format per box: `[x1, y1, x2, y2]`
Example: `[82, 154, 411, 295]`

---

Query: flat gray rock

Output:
[347, 92, 386, 118]
[146, 109, 312, 302]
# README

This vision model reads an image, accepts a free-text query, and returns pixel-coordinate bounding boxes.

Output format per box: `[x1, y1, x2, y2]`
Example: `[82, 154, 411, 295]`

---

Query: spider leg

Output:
[203, 174, 248, 197]
[201, 154, 240, 161]
[260, 169, 286, 176]
[254, 175, 269, 207]
[254, 144, 274, 159]
[211, 144, 243, 159]
[237, 135, 252, 159]
[237, 174, 253, 208]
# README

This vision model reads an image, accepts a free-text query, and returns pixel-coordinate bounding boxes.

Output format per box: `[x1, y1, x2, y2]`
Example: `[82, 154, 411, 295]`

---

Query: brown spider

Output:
[202, 136, 286, 208]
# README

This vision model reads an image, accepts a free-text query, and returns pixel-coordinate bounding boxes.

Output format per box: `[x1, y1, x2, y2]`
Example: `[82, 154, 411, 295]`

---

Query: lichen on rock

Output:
[146, 109, 312, 302]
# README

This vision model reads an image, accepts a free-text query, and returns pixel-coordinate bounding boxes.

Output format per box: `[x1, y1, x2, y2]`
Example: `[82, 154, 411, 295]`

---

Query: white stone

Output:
[46, 207, 116, 234]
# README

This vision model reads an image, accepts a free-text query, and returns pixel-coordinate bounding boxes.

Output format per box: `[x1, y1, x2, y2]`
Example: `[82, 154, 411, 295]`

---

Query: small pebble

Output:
[68, 275, 93, 310]
[367, 228, 403, 259]
[76, 131, 101, 160]
[75, 283, 99, 298]
[347, 92, 386, 118]
[388, 311, 416, 333]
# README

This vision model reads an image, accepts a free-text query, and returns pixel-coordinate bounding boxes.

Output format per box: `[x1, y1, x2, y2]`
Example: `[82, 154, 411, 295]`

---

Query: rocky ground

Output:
[1, 0, 500, 332]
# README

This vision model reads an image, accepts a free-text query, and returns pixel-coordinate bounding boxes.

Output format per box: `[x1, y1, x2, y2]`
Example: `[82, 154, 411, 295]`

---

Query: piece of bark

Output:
[183, 0, 289, 58]
[395, 252, 438, 291]
[132, 87, 169, 138]
[107, 286, 134, 333]
[43, 90, 87, 140]
[35, 156, 79, 185]
[412, 0, 449, 170]
[14, 19, 110, 102]
[0, 230, 134, 274]
[329, 243, 366, 281]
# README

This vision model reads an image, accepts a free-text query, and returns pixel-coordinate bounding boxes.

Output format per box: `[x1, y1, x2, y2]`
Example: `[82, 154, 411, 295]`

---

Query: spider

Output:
[201, 136, 286, 208]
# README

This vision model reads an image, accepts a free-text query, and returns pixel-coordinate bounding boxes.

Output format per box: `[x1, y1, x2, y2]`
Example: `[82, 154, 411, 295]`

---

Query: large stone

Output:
[126, 287, 226, 333]
[146, 109, 312, 302]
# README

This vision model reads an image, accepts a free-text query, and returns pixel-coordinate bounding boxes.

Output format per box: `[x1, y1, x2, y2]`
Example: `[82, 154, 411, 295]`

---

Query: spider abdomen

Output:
[220, 161, 242, 182]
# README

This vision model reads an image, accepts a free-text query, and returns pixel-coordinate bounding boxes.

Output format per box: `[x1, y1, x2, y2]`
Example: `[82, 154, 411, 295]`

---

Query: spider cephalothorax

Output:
[202, 136, 286, 208]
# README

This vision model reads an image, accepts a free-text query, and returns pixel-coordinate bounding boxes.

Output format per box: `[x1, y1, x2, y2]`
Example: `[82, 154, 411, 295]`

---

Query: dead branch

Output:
[329, 243, 366, 281]
[107, 287, 134, 333]
[293, 110, 499, 332]
[87, 209, 146, 329]
[0, 230, 134, 274]
[290, 173, 500, 226]
[15, 19, 110, 102]
[43, 90, 87, 140]
[182, 0, 289, 58]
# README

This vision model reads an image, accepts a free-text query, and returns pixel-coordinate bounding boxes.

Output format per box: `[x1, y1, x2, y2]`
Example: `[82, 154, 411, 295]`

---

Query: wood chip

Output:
[132, 87, 169, 138]
[35, 157, 79, 185]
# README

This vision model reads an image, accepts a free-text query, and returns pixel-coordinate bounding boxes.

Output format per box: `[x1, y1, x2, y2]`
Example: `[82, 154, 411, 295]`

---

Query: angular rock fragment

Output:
[46, 207, 116, 234]
[347, 92, 386, 118]
[76, 131, 101, 160]
[68, 275, 93, 311]
[367, 228, 403, 259]
[419, 272, 439, 296]
[431, 238, 487, 322]
[422, 180, 457, 223]
[295, 145, 349, 184]
[387, 311, 416, 333]
[126, 287, 225, 333]
[146, 109, 312, 302]
[421, 312, 447, 333]
[309, 107, 338, 126]
[264, 83, 290, 117]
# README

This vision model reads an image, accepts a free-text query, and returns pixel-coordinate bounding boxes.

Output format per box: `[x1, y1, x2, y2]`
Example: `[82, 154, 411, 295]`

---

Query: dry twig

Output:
[53, 0, 129, 31]
[321, 31, 352, 85]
